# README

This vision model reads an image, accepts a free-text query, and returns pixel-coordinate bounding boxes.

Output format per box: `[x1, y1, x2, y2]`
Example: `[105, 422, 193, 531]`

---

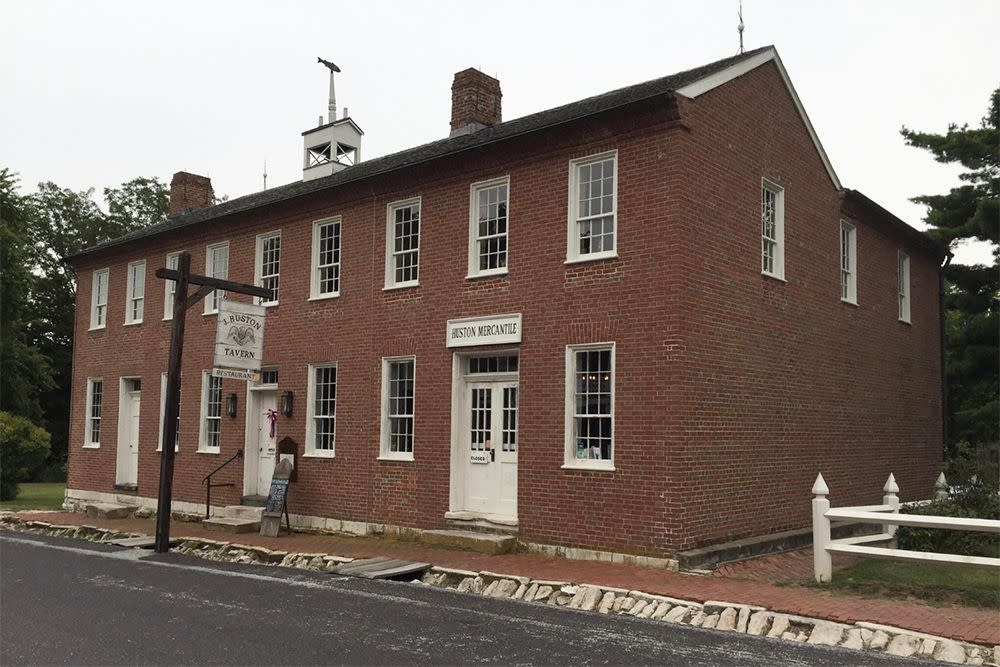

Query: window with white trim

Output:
[199, 371, 222, 451]
[255, 231, 280, 305]
[84, 378, 103, 447]
[305, 363, 337, 456]
[157, 372, 179, 452]
[204, 242, 229, 314]
[898, 251, 911, 323]
[124, 260, 145, 324]
[90, 268, 109, 329]
[567, 152, 617, 262]
[380, 357, 415, 459]
[564, 343, 615, 469]
[310, 217, 341, 299]
[468, 178, 509, 277]
[163, 252, 180, 319]
[840, 221, 857, 304]
[761, 180, 785, 279]
[385, 199, 420, 288]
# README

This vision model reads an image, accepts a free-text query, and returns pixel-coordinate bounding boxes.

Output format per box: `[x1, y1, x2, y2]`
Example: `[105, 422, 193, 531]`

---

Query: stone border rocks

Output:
[1, 514, 995, 666]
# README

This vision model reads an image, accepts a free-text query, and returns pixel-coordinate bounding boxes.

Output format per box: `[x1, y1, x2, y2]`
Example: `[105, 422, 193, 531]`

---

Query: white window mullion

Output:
[125, 260, 146, 324]
[380, 356, 415, 459]
[563, 343, 615, 471]
[305, 363, 337, 457]
[385, 199, 421, 289]
[761, 179, 784, 280]
[84, 378, 103, 448]
[199, 370, 222, 452]
[204, 242, 230, 315]
[840, 221, 857, 304]
[90, 269, 109, 329]
[566, 151, 618, 263]
[468, 177, 510, 278]
[898, 251, 911, 323]
[255, 231, 281, 306]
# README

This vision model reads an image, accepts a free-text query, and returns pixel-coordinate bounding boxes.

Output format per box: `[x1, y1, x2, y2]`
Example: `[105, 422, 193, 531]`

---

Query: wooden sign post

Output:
[260, 458, 293, 538]
[153, 251, 272, 553]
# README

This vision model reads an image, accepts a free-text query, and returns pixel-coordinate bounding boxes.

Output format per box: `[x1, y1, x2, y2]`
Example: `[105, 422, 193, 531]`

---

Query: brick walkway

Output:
[9, 511, 999, 645]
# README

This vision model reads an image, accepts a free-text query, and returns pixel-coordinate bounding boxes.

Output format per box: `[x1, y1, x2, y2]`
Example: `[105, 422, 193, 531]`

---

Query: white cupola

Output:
[302, 58, 363, 181]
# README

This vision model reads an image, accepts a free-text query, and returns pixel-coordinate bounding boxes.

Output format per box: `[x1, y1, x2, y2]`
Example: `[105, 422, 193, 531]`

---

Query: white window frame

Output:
[124, 259, 146, 325]
[898, 251, 911, 323]
[198, 370, 222, 453]
[467, 176, 511, 278]
[163, 252, 180, 320]
[379, 356, 416, 461]
[761, 178, 785, 280]
[157, 372, 179, 452]
[563, 342, 616, 471]
[384, 198, 421, 290]
[254, 230, 281, 306]
[566, 150, 618, 264]
[840, 221, 857, 305]
[83, 377, 103, 448]
[204, 241, 230, 315]
[89, 268, 109, 330]
[309, 217, 342, 300]
[304, 363, 337, 458]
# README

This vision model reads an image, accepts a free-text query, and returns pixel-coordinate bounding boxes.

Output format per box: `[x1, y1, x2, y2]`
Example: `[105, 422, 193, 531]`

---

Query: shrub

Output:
[898, 456, 1000, 558]
[0, 411, 51, 500]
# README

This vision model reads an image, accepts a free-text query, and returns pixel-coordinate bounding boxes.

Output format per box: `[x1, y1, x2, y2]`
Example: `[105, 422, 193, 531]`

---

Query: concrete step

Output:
[419, 529, 517, 555]
[202, 517, 261, 534]
[219, 505, 264, 521]
[240, 495, 268, 507]
[84, 502, 135, 519]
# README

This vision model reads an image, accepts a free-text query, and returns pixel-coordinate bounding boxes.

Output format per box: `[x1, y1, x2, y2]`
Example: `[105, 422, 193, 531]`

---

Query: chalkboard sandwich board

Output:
[260, 459, 293, 537]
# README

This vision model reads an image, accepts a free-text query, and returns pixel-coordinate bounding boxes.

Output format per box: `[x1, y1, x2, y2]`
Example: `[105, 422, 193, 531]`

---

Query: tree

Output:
[902, 89, 999, 451]
[0, 169, 55, 422]
[0, 411, 52, 500]
[0, 171, 168, 476]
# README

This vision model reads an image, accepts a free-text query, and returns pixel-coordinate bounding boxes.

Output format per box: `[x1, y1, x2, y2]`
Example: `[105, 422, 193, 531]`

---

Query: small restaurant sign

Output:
[213, 299, 266, 371]
[446, 313, 522, 348]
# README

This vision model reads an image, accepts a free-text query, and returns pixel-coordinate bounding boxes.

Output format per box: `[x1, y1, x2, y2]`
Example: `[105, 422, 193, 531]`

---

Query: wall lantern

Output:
[281, 390, 294, 417]
[226, 393, 238, 418]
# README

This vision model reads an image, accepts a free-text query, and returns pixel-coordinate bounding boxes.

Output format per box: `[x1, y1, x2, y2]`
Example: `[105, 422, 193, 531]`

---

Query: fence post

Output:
[934, 472, 949, 501]
[812, 473, 832, 583]
[883, 473, 899, 542]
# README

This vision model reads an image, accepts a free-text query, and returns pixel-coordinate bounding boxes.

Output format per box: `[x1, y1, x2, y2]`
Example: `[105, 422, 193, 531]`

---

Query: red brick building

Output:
[65, 47, 944, 560]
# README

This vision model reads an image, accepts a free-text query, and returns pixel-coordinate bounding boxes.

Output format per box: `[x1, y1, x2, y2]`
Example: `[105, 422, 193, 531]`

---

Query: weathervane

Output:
[317, 57, 341, 123]
[737, 1, 745, 54]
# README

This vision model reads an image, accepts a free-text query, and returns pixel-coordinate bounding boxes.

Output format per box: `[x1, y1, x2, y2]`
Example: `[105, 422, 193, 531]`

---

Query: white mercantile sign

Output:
[213, 299, 266, 371]
[446, 313, 522, 348]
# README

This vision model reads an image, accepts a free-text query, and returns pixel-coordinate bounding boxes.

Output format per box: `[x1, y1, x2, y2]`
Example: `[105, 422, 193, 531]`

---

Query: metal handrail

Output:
[203, 448, 243, 518]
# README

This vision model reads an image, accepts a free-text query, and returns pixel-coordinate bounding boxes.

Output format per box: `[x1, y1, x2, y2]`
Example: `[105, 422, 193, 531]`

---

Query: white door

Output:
[117, 380, 140, 486]
[464, 382, 517, 518]
[256, 391, 278, 495]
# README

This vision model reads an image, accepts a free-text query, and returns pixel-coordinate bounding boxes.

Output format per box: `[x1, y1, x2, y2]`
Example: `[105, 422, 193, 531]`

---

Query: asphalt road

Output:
[1, 531, 929, 666]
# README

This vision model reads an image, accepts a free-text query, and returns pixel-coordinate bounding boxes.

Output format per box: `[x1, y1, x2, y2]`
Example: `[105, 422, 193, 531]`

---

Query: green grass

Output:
[0, 483, 66, 511]
[808, 558, 1000, 609]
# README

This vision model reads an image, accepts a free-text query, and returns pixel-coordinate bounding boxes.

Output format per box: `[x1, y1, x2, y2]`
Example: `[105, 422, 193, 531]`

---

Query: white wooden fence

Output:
[811, 472, 1000, 582]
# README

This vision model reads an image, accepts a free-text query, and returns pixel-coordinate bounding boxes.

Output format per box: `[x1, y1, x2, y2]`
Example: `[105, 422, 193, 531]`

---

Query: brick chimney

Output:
[169, 171, 214, 214]
[450, 68, 502, 137]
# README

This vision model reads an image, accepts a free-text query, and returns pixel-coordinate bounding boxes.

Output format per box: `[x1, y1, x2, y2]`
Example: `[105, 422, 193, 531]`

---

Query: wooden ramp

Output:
[330, 556, 431, 580]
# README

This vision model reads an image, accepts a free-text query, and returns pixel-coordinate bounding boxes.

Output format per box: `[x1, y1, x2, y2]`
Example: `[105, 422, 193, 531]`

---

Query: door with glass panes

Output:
[464, 381, 518, 517]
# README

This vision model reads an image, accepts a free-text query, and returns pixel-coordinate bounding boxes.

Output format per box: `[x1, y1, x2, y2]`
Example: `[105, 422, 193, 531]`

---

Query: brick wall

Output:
[66, 63, 940, 557]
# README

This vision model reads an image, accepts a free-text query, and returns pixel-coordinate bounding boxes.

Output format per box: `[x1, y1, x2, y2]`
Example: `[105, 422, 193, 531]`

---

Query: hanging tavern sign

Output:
[446, 313, 522, 348]
[213, 299, 267, 371]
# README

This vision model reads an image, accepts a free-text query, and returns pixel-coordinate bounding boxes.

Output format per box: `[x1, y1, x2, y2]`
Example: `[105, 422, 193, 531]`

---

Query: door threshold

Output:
[445, 511, 518, 534]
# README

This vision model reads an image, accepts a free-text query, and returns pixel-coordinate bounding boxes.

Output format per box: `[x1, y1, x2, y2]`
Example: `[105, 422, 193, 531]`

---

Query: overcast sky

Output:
[3, 0, 996, 264]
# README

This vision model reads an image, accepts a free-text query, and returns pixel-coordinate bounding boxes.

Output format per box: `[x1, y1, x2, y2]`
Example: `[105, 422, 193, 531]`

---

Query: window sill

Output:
[162, 316, 173, 322]
[377, 454, 414, 462]
[155, 448, 180, 453]
[564, 252, 618, 265]
[203, 311, 218, 317]
[383, 282, 420, 292]
[308, 293, 340, 302]
[196, 448, 220, 455]
[88, 325, 106, 332]
[561, 461, 616, 472]
[761, 271, 787, 284]
[840, 298, 858, 307]
[303, 451, 336, 459]
[82, 444, 101, 450]
[898, 318, 912, 326]
[123, 321, 143, 327]
[260, 301, 279, 308]
[465, 269, 509, 280]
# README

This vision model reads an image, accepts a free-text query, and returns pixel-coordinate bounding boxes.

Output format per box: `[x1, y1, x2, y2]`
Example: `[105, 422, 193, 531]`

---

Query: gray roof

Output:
[69, 46, 773, 260]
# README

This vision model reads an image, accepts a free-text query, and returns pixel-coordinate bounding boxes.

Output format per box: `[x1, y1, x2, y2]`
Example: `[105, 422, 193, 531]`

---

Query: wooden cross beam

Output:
[153, 251, 272, 553]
